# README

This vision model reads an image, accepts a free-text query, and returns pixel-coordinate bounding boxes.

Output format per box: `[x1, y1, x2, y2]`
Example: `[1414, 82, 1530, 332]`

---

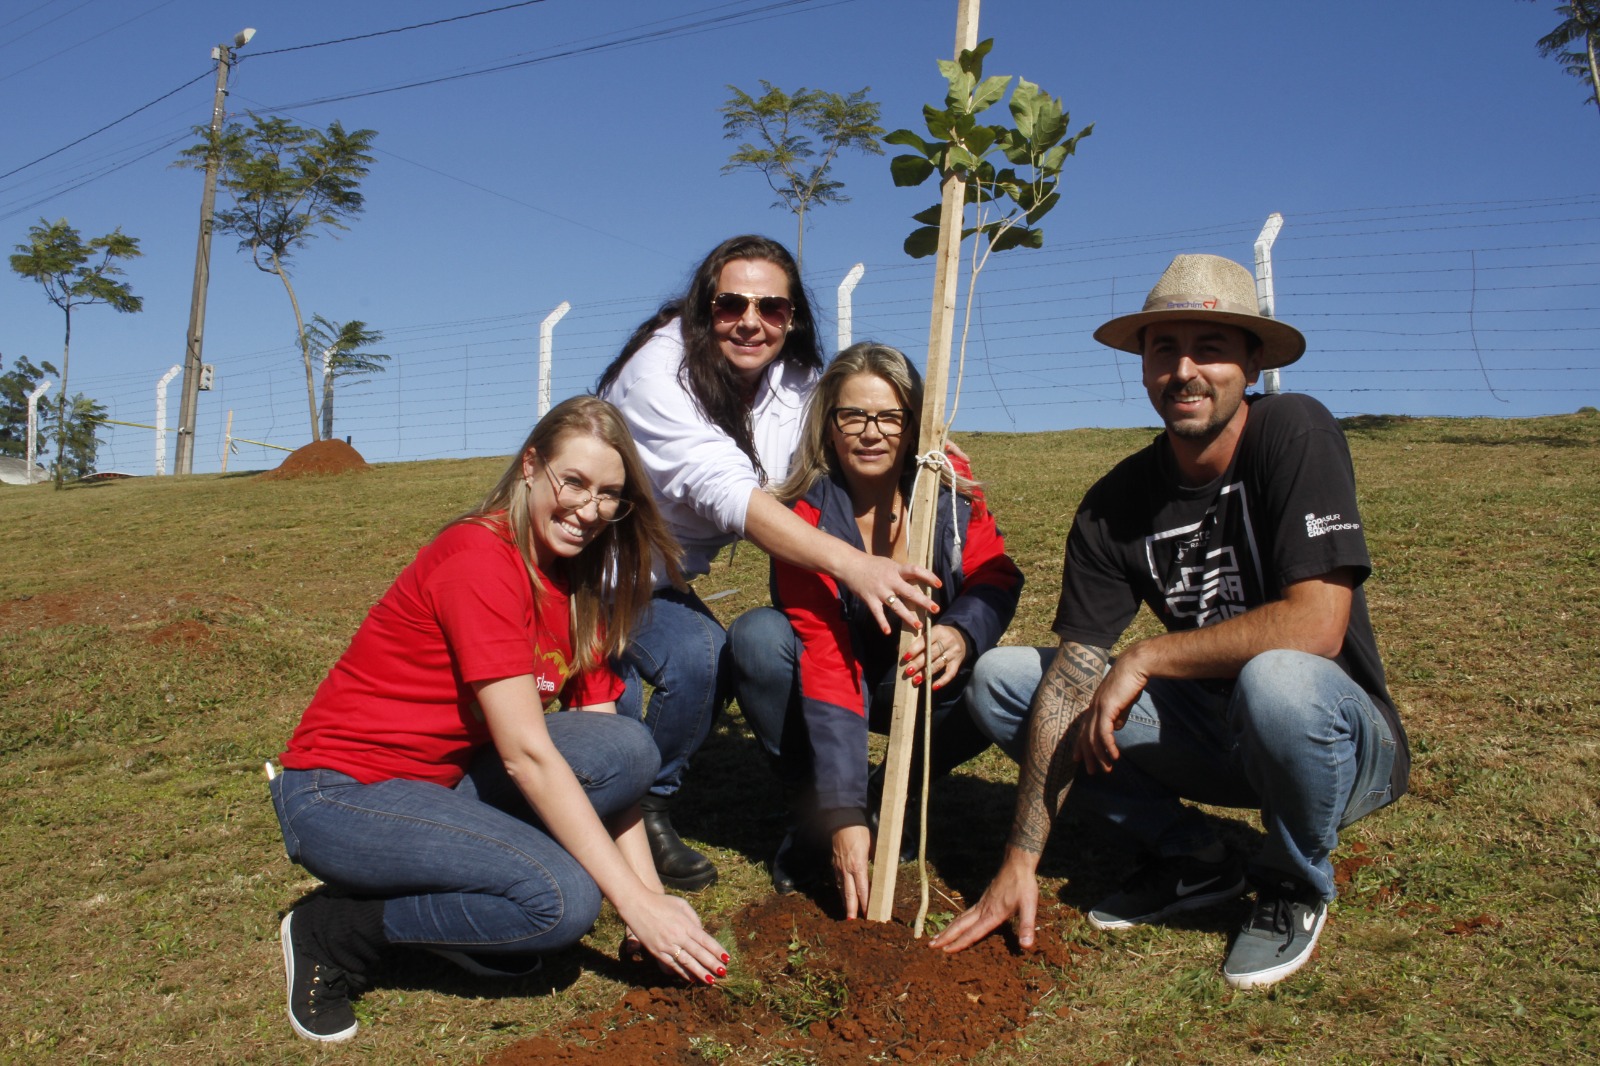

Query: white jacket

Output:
[600, 320, 818, 585]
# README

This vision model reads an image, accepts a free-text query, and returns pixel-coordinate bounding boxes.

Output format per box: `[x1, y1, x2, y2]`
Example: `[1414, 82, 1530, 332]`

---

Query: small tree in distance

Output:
[178, 114, 377, 442]
[9, 219, 142, 488]
[720, 82, 884, 268]
[302, 315, 388, 442]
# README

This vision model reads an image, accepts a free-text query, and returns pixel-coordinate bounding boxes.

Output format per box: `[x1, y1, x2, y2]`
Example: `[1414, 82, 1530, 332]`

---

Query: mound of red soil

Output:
[257, 439, 369, 480]
[488, 884, 1089, 1065]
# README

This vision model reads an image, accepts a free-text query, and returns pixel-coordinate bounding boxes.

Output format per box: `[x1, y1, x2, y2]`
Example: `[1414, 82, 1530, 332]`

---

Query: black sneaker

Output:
[1087, 852, 1248, 930]
[281, 909, 359, 1043]
[1222, 881, 1328, 989]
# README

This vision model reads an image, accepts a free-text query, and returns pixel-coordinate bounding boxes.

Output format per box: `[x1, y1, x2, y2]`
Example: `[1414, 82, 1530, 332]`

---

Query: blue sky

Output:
[4, 0, 1598, 475]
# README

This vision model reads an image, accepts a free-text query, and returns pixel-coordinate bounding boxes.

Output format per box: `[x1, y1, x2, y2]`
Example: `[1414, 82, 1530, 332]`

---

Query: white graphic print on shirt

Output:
[1145, 481, 1266, 629]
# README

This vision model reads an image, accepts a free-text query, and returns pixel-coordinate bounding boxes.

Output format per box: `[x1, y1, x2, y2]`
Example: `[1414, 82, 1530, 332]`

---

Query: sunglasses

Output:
[711, 291, 794, 326]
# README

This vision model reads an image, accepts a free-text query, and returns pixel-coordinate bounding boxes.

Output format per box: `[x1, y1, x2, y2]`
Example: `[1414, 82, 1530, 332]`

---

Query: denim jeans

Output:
[728, 606, 990, 787]
[614, 586, 727, 796]
[968, 646, 1396, 901]
[269, 711, 658, 955]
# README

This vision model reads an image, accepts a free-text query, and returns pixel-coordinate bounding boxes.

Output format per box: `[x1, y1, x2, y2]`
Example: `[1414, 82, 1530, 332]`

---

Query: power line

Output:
[0, 69, 209, 182]
[249, 0, 552, 57]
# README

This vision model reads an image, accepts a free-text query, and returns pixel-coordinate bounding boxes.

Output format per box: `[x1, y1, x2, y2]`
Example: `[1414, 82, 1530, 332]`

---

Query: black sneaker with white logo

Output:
[1087, 852, 1248, 930]
[1222, 880, 1329, 989]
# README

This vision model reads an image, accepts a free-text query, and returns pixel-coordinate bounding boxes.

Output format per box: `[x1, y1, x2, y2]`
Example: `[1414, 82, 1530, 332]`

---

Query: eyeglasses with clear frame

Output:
[710, 291, 794, 327]
[829, 406, 910, 437]
[539, 461, 633, 522]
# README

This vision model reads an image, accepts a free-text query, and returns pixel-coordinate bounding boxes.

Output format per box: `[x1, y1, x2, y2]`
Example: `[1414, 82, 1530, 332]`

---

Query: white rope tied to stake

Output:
[905, 444, 960, 937]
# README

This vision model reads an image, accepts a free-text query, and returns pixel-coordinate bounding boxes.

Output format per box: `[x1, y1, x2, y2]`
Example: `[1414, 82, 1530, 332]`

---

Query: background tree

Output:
[178, 114, 377, 442]
[0, 354, 58, 461]
[1528, 1, 1600, 115]
[301, 314, 388, 441]
[720, 82, 884, 268]
[9, 218, 142, 488]
[40, 392, 107, 481]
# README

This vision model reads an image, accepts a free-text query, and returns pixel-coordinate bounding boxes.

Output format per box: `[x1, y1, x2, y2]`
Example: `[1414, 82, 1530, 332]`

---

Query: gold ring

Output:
[672, 946, 683, 960]
[886, 595, 899, 606]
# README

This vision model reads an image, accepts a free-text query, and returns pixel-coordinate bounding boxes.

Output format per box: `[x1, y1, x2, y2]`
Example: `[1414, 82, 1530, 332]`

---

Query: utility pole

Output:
[175, 27, 254, 475]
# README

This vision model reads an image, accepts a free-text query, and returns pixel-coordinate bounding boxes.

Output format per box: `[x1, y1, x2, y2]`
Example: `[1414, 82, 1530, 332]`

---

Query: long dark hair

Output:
[596, 235, 823, 478]
[451, 395, 683, 667]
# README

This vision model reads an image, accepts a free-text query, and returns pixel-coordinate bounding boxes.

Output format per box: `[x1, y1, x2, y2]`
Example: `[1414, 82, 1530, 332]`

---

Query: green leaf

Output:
[945, 145, 979, 173]
[1025, 189, 1061, 225]
[890, 154, 937, 187]
[910, 204, 944, 226]
[884, 128, 932, 153]
[989, 225, 1033, 253]
[971, 74, 1012, 115]
[958, 37, 995, 76]
[962, 124, 997, 158]
[903, 225, 941, 258]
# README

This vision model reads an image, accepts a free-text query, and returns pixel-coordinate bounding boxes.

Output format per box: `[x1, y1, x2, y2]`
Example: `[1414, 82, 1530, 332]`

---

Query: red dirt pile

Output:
[256, 439, 369, 480]
[488, 884, 1089, 1065]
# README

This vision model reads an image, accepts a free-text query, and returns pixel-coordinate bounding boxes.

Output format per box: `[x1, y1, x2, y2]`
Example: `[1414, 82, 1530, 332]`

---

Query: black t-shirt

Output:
[1052, 392, 1408, 797]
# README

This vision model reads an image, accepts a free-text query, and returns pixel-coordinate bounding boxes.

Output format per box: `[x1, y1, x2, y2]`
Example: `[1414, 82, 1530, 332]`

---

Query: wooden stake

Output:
[866, 0, 982, 923]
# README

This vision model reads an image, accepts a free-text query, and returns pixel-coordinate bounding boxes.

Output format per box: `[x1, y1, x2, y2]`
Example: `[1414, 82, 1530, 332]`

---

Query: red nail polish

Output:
[703, 974, 716, 985]
[721, 953, 730, 963]
[716, 966, 726, 976]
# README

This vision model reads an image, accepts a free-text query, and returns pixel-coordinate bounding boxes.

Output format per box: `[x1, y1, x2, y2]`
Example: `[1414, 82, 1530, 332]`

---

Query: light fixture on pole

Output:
[174, 27, 255, 476]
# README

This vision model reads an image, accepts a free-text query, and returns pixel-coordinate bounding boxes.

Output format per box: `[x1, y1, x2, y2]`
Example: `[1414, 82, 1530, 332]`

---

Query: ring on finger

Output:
[671, 946, 683, 960]
[886, 594, 899, 606]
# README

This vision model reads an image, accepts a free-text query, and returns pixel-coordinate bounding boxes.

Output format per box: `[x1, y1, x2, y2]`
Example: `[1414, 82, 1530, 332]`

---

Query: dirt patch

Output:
[488, 881, 1088, 1065]
[257, 439, 369, 480]
[146, 619, 211, 647]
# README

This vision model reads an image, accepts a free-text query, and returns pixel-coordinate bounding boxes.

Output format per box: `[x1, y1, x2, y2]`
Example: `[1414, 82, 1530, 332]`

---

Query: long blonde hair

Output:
[454, 395, 682, 668]
[775, 342, 974, 506]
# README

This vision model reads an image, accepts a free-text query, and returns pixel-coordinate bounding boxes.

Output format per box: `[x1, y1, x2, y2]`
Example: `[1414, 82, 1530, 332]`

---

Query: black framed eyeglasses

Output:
[711, 291, 794, 326]
[540, 463, 633, 522]
[829, 406, 910, 437]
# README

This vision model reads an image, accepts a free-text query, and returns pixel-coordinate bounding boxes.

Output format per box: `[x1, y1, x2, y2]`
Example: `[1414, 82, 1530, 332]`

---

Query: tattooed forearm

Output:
[1007, 641, 1110, 855]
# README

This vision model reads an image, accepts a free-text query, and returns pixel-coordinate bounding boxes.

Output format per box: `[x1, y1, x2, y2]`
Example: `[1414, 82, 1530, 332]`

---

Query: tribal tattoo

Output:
[1007, 641, 1110, 855]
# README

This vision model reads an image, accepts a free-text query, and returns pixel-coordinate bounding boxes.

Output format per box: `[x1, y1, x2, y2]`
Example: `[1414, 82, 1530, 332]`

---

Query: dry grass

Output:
[2, 412, 1597, 1063]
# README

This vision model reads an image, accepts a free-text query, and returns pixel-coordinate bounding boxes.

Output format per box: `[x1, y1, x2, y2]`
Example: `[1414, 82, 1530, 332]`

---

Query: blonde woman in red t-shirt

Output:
[269, 395, 728, 1044]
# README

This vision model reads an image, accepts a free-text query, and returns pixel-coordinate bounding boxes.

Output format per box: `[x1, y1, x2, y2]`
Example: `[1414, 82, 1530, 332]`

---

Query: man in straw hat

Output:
[931, 253, 1409, 989]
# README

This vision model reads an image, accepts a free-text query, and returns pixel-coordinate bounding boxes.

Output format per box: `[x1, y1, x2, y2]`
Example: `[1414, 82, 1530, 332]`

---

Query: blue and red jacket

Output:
[772, 457, 1023, 822]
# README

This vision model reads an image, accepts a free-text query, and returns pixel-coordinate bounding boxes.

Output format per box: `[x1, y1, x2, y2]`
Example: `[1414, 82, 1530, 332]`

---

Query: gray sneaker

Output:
[1087, 852, 1247, 930]
[1222, 882, 1328, 989]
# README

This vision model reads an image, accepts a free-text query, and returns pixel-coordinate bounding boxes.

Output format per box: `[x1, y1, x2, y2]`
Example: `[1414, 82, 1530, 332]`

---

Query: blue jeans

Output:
[728, 606, 989, 785]
[269, 711, 658, 955]
[969, 646, 1396, 901]
[614, 586, 727, 796]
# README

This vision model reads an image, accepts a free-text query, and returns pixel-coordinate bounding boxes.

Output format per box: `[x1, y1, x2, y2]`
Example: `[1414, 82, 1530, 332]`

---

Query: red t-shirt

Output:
[280, 519, 624, 787]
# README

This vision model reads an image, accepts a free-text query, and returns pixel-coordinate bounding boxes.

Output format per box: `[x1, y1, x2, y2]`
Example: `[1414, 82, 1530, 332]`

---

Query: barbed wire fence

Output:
[78, 194, 1600, 475]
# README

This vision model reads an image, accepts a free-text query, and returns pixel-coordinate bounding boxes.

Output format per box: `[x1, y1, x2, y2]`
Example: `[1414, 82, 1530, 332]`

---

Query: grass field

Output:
[2, 412, 1597, 1064]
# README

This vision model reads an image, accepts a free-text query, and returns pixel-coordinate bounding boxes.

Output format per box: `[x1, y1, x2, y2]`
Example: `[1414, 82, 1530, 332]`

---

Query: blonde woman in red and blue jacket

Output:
[728, 343, 1023, 916]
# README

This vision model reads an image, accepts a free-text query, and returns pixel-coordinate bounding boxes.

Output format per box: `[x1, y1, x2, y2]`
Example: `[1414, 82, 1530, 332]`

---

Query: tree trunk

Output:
[321, 362, 335, 441]
[794, 209, 806, 273]
[272, 253, 320, 442]
[54, 307, 72, 490]
[1587, 31, 1600, 114]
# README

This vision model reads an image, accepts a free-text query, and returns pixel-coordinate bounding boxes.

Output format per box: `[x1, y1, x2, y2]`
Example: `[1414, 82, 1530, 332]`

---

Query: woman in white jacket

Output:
[597, 235, 939, 890]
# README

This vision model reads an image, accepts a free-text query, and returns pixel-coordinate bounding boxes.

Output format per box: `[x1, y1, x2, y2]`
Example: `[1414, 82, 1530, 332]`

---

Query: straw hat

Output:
[1093, 254, 1306, 370]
